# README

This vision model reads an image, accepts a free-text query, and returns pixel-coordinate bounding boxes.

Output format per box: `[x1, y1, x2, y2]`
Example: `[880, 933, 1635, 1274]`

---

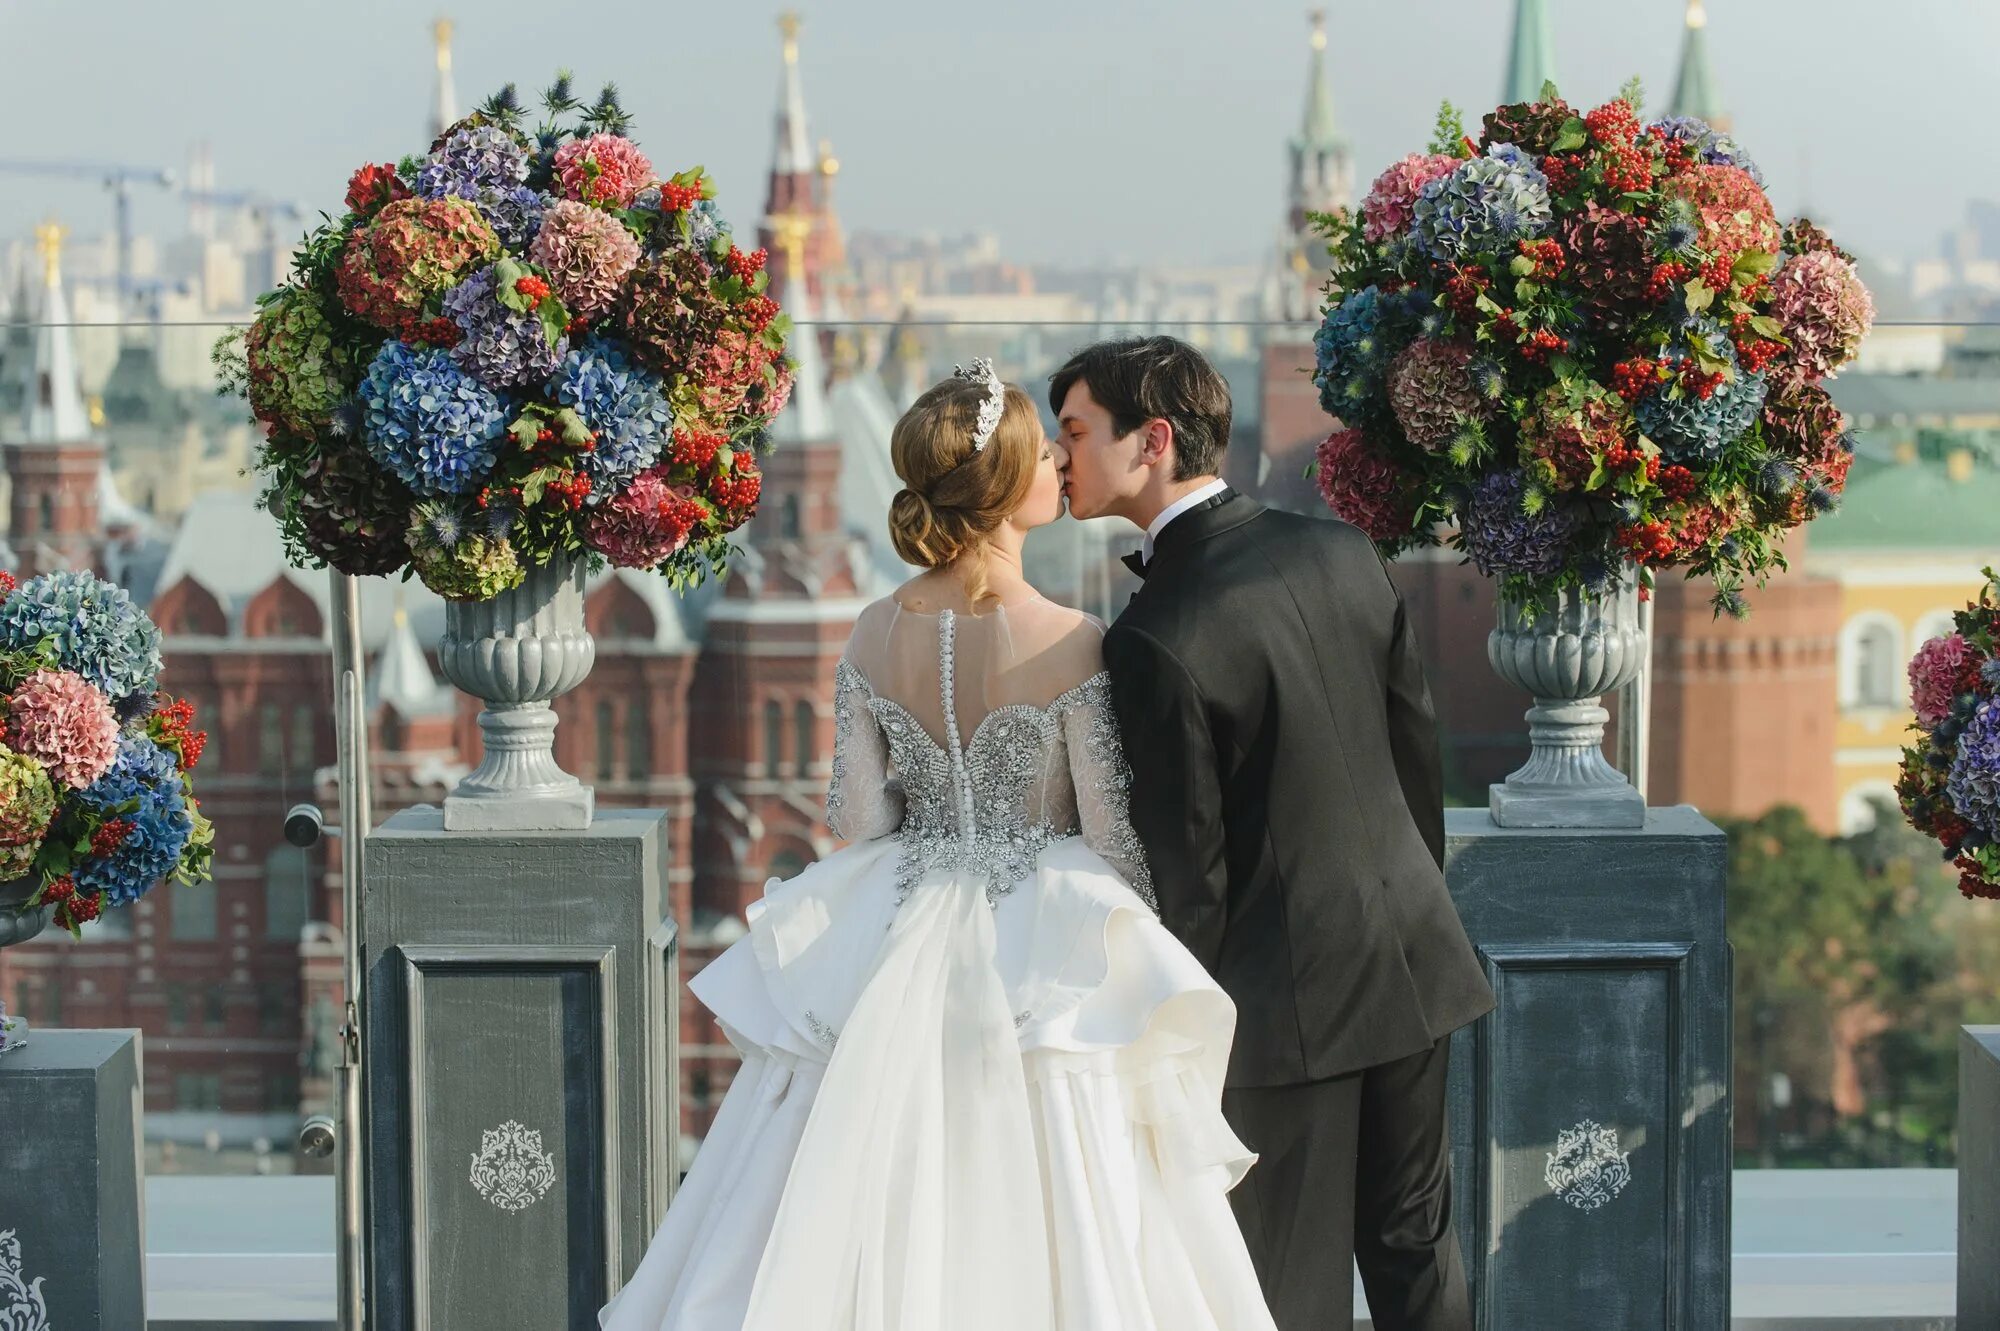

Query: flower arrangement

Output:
[215, 75, 791, 599]
[1308, 85, 1873, 614]
[1898, 569, 2000, 900]
[0, 571, 213, 936]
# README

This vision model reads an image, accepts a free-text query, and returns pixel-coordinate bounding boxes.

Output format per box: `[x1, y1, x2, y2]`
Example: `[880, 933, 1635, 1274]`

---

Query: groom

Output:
[1052, 336, 1494, 1331]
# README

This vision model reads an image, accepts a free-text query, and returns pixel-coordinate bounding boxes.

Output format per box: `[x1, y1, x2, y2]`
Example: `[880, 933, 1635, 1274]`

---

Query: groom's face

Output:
[1056, 381, 1148, 522]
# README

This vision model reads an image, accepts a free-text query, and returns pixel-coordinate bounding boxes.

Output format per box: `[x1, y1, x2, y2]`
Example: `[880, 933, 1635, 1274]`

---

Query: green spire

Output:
[1502, 0, 1558, 105]
[1668, 0, 1727, 126]
[1295, 10, 1339, 151]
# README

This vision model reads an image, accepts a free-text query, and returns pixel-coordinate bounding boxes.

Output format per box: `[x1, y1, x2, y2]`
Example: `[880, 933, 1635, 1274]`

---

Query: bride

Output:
[600, 361, 1278, 1331]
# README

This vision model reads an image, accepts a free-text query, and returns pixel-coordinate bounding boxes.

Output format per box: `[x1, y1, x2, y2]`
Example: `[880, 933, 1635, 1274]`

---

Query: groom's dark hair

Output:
[1048, 336, 1232, 482]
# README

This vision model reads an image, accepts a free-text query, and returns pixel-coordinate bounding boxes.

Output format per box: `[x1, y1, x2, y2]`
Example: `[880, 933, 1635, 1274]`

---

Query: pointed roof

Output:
[1294, 11, 1340, 152]
[1668, 1, 1727, 127]
[22, 221, 93, 446]
[769, 214, 833, 445]
[1502, 0, 1558, 105]
[773, 13, 813, 178]
[370, 592, 452, 717]
[430, 17, 459, 139]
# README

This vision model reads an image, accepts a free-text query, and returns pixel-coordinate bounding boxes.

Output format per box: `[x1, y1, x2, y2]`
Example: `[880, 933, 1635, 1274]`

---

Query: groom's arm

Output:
[1102, 621, 1228, 972]
[1378, 552, 1446, 871]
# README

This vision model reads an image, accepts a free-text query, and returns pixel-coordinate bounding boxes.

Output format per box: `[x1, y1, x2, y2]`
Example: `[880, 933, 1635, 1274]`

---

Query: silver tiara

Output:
[951, 358, 1005, 453]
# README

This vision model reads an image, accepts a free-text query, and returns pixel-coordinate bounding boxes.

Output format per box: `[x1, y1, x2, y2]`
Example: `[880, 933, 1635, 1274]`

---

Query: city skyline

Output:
[0, 0, 1990, 278]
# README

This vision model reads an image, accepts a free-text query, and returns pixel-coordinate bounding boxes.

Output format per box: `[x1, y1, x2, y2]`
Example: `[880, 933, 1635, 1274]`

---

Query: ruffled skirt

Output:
[599, 836, 1276, 1331]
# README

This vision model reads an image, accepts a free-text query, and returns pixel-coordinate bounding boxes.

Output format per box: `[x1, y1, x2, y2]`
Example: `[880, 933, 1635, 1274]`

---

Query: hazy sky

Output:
[0, 0, 1989, 271]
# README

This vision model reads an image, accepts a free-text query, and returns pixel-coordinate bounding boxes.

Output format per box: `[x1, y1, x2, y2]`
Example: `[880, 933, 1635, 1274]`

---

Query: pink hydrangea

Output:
[1769, 250, 1876, 381]
[1910, 632, 1981, 729]
[553, 134, 654, 208]
[1315, 427, 1417, 542]
[7, 670, 119, 790]
[585, 469, 702, 569]
[1362, 154, 1460, 243]
[529, 199, 642, 321]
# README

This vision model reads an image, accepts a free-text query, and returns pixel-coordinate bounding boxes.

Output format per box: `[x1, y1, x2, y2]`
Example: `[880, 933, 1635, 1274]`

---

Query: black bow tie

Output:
[1121, 549, 1148, 580]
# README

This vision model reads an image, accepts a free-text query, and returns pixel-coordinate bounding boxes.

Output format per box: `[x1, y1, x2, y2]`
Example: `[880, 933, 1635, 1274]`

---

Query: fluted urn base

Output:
[1487, 569, 1648, 830]
[0, 876, 50, 951]
[439, 557, 596, 833]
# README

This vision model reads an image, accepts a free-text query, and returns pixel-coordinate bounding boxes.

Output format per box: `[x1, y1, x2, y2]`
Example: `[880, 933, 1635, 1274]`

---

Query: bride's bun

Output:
[887, 374, 1041, 603]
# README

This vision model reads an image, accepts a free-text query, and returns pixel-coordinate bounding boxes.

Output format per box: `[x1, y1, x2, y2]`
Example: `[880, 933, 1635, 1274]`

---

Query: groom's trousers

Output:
[1222, 1036, 1470, 1331]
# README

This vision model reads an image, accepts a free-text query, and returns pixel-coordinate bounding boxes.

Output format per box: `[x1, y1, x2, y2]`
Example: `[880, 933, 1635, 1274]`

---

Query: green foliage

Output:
[1427, 100, 1469, 157]
[1617, 75, 1646, 117]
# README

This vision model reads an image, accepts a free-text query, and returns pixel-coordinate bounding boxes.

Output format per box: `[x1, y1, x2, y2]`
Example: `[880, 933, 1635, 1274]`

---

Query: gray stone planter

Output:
[0, 874, 50, 952]
[1488, 568, 1647, 828]
[439, 557, 596, 832]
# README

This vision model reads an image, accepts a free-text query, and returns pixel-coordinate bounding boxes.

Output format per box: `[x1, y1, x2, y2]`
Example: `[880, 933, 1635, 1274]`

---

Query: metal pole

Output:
[1614, 592, 1655, 803]
[330, 570, 370, 1331]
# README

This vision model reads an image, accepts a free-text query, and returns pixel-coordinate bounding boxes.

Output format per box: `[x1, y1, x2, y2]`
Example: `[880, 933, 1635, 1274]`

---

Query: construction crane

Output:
[0, 160, 176, 309]
[181, 189, 308, 292]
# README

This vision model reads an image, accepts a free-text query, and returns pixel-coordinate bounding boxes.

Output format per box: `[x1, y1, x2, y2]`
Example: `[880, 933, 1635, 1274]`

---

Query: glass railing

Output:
[0, 316, 1991, 1318]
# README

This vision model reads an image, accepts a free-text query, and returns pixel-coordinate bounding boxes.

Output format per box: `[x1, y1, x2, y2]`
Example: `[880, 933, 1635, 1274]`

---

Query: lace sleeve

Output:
[1057, 674, 1156, 911]
[827, 659, 904, 842]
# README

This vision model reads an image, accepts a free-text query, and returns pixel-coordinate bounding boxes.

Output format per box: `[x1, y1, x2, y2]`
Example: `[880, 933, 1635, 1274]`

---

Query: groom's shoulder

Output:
[1246, 506, 1380, 567]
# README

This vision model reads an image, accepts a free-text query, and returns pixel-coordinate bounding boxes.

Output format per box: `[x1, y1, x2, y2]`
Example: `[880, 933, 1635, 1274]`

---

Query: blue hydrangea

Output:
[443, 265, 568, 390]
[74, 733, 191, 906]
[1984, 658, 2000, 689]
[686, 199, 727, 250]
[1646, 116, 1764, 185]
[360, 340, 509, 497]
[0, 570, 162, 704]
[1950, 699, 2000, 839]
[1635, 323, 1767, 463]
[1313, 285, 1389, 419]
[80, 732, 176, 812]
[475, 186, 548, 250]
[417, 127, 544, 248]
[1460, 470, 1580, 579]
[548, 339, 673, 489]
[1412, 147, 1553, 262]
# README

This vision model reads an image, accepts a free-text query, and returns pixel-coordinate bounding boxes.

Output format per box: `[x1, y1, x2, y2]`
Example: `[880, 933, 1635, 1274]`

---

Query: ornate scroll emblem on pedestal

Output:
[0, 1230, 51, 1331]
[1544, 1119, 1632, 1212]
[469, 1120, 557, 1213]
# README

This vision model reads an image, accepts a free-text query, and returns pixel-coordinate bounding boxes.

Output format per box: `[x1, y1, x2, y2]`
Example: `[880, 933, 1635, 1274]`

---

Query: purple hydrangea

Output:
[1949, 699, 2000, 839]
[1412, 146, 1553, 262]
[1460, 469, 1580, 579]
[548, 339, 673, 489]
[1635, 321, 1768, 463]
[75, 733, 191, 906]
[416, 126, 545, 248]
[1646, 116, 1764, 185]
[442, 265, 568, 389]
[360, 340, 509, 497]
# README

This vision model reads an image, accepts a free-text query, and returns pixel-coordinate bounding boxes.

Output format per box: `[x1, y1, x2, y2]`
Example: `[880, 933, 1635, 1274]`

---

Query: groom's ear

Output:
[1139, 418, 1175, 467]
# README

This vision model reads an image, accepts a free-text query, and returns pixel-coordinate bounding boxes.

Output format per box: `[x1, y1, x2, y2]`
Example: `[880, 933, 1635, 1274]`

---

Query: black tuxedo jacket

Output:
[1104, 488, 1494, 1087]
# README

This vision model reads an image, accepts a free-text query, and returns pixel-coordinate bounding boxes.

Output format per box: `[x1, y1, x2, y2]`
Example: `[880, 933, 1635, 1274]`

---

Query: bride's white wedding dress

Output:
[600, 594, 1277, 1331]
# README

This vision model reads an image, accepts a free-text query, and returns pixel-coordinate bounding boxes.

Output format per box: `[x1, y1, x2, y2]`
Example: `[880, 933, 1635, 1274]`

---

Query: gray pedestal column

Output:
[1960, 1025, 2000, 1325]
[363, 807, 678, 1331]
[0, 1029, 145, 1329]
[1443, 806, 1731, 1330]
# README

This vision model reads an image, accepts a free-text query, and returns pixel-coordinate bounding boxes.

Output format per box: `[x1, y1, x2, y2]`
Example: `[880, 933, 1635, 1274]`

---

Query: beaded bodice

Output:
[828, 607, 1153, 910]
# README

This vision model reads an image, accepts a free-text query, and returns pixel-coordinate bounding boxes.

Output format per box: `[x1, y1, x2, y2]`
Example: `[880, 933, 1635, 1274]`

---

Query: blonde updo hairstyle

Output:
[887, 375, 1042, 610]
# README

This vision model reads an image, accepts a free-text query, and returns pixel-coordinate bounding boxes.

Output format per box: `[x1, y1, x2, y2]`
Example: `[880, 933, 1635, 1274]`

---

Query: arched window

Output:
[626, 697, 652, 780]
[1914, 610, 1959, 650]
[765, 700, 785, 776]
[36, 492, 52, 533]
[1841, 615, 1904, 709]
[290, 706, 316, 769]
[1839, 783, 1900, 836]
[258, 702, 285, 773]
[596, 699, 617, 781]
[172, 880, 218, 941]
[781, 495, 802, 539]
[266, 844, 313, 943]
[794, 700, 816, 777]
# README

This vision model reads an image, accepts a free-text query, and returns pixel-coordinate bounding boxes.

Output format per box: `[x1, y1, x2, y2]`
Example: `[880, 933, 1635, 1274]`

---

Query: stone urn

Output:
[0, 875, 50, 951]
[1487, 567, 1648, 828]
[438, 556, 596, 831]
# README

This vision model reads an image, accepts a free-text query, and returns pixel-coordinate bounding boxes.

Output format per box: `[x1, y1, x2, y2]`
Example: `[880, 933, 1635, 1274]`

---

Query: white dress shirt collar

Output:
[1142, 478, 1232, 565]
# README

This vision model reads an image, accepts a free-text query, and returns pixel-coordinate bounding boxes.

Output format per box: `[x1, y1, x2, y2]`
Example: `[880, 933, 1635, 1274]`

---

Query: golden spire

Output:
[1309, 8, 1327, 51]
[433, 17, 454, 70]
[1685, 0, 1707, 29]
[779, 11, 801, 64]
[818, 138, 840, 179]
[34, 219, 67, 288]
[772, 210, 814, 278]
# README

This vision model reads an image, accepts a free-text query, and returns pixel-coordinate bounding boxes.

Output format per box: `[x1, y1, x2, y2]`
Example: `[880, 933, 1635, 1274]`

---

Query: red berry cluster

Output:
[1516, 237, 1566, 279]
[405, 315, 461, 348]
[1444, 267, 1490, 319]
[1599, 142, 1652, 195]
[659, 181, 704, 213]
[1541, 153, 1583, 194]
[1657, 464, 1699, 503]
[1619, 520, 1679, 566]
[1600, 438, 1650, 475]
[476, 484, 523, 510]
[1585, 100, 1640, 147]
[545, 473, 594, 511]
[513, 274, 552, 302]
[1959, 856, 2000, 902]
[91, 818, 134, 858]
[1519, 329, 1567, 363]
[1645, 260, 1693, 302]
[152, 696, 206, 770]
[1677, 362, 1725, 400]
[1611, 356, 1665, 401]
[709, 457, 762, 511]
[741, 294, 780, 333]
[671, 426, 727, 470]
[724, 247, 769, 281]
[1699, 255, 1735, 292]
[0, 571, 16, 600]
